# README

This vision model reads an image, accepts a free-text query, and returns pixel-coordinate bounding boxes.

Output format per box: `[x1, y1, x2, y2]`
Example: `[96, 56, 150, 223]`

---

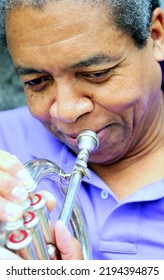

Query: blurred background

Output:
[0, 48, 26, 110]
[0, 1, 164, 111]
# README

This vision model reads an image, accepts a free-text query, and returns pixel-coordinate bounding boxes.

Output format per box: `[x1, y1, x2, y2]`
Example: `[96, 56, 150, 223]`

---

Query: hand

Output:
[0, 151, 83, 260]
[0, 150, 33, 260]
[54, 220, 84, 260]
[0, 150, 32, 222]
[0, 247, 22, 260]
[0, 220, 84, 260]
[0, 193, 84, 260]
[35, 191, 84, 260]
[37, 191, 84, 260]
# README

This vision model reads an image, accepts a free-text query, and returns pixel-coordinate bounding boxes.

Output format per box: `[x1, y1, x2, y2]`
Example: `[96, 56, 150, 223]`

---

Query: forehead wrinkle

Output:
[7, 3, 101, 47]
[31, 32, 86, 48]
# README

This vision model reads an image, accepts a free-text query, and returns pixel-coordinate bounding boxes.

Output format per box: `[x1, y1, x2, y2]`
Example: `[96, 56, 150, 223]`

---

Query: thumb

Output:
[54, 220, 84, 260]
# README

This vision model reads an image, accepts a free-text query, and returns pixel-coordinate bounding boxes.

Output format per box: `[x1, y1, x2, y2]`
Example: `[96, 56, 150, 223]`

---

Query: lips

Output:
[64, 126, 106, 138]
[63, 125, 110, 148]
[65, 135, 78, 146]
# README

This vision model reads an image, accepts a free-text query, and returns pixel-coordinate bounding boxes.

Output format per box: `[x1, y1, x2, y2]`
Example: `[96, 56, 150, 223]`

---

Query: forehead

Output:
[5, 1, 118, 44]
[5, 1, 130, 68]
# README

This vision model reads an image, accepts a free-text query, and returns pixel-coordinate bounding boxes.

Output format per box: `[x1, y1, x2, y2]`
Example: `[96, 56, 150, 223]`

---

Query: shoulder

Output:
[0, 107, 33, 159]
[0, 106, 32, 141]
[0, 106, 69, 164]
[0, 106, 30, 120]
[0, 106, 31, 127]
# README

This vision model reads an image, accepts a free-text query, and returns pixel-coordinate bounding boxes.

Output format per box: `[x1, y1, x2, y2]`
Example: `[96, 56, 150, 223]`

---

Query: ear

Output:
[150, 8, 164, 62]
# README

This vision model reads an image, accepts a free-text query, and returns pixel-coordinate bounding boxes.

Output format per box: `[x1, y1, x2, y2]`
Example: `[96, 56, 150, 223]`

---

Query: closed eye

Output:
[79, 68, 113, 83]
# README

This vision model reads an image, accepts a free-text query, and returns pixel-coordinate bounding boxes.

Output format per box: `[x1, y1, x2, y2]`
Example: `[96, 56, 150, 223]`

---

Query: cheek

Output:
[94, 67, 158, 115]
[94, 82, 141, 114]
[25, 91, 52, 121]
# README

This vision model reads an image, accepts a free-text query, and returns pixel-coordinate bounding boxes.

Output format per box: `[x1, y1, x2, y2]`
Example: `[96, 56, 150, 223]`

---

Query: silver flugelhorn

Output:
[2, 130, 99, 260]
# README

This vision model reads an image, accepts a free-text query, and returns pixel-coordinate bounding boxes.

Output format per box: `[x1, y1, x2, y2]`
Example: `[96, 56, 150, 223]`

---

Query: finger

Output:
[0, 247, 22, 260]
[0, 171, 28, 203]
[0, 151, 35, 203]
[16, 168, 37, 189]
[0, 151, 23, 176]
[39, 190, 56, 211]
[0, 150, 37, 191]
[0, 197, 23, 222]
[55, 220, 84, 260]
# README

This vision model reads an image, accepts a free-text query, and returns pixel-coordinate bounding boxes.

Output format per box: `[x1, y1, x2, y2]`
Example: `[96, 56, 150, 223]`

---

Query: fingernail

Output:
[16, 168, 33, 182]
[16, 169, 36, 189]
[5, 203, 22, 221]
[11, 186, 28, 201]
[56, 220, 71, 236]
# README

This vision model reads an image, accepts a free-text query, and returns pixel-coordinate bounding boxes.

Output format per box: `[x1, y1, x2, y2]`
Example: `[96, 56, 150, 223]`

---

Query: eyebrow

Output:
[69, 54, 116, 69]
[14, 54, 116, 76]
[15, 66, 48, 76]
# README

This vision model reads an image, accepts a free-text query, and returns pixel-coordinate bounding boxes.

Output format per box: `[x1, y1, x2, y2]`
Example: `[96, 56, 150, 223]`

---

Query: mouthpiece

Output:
[77, 130, 99, 153]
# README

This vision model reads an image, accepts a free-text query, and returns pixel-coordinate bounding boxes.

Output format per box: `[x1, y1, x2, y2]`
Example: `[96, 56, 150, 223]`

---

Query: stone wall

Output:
[0, 47, 26, 111]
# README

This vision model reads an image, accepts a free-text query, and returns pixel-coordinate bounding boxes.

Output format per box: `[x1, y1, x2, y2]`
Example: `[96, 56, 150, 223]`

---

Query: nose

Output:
[50, 80, 94, 123]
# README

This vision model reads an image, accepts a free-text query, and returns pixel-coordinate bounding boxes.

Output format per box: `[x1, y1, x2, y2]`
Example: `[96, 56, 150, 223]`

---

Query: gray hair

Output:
[0, 0, 161, 48]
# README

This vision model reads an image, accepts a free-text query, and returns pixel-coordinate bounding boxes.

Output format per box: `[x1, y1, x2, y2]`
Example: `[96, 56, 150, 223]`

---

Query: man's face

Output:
[6, 1, 163, 164]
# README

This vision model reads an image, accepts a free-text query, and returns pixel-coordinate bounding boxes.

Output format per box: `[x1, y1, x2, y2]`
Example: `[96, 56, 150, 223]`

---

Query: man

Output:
[0, 0, 164, 260]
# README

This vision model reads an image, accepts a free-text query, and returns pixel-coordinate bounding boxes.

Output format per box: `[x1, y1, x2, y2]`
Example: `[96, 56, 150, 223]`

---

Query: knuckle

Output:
[0, 172, 28, 203]
[0, 198, 23, 222]
[0, 172, 15, 189]
[0, 151, 22, 174]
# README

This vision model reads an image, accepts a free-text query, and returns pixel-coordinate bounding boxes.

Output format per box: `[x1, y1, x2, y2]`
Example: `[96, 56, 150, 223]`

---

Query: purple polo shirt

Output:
[1, 106, 164, 260]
